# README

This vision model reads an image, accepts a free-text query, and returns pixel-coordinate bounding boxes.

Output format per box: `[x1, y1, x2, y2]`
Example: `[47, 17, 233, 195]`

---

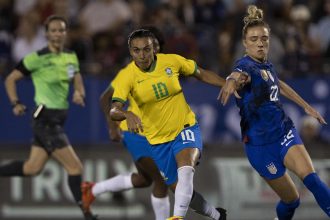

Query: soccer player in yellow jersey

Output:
[110, 29, 227, 220]
[82, 27, 170, 220]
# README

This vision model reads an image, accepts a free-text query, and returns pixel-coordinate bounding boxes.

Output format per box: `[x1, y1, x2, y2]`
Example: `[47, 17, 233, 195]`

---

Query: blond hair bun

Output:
[244, 5, 264, 25]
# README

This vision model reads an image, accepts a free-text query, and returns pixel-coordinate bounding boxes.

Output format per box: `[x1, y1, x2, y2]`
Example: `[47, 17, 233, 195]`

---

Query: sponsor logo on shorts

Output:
[281, 129, 294, 147]
[160, 171, 168, 181]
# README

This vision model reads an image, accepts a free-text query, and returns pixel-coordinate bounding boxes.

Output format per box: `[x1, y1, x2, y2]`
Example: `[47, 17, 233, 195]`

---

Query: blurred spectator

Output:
[79, 0, 131, 36]
[67, 23, 93, 73]
[300, 115, 330, 147]
[9, 0, 330, 78]
[12, 10, 46, 63]
[193, 0, 226, 26]
[14, 0, 37, 17]
[1, 0, 17, 32]
[52, 0, 83, 24]
[127, 0, 147, 29]
[311, 0, 330, 74]
[216, 26, 235, 76]
[166, 0, 195, 27]
[35, 0, 54, 22]
[148, 3, 183, 37]
[0, 30, 12, 77]
[0, 0, 15, 76]
[166, 27, 199, 60]
[282, 4, 323, 77]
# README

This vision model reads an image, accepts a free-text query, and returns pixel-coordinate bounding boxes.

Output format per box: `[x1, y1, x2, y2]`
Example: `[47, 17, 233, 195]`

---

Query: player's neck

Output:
[247, 54, 267, 63]
[48, 44, 63, 54]
[144, 56, 157, 72]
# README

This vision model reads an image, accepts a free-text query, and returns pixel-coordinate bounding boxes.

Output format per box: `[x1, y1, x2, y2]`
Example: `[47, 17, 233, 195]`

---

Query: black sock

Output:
[68, 175, 96, 218]
[68, 175, 83, 205]
[0, 161, 25, 176]
[189, 190, 215, 217]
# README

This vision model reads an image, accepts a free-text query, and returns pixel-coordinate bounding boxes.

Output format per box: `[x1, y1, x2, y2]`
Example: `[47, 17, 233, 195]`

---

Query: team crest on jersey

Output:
[260, 69, 269, 81]
[165, 67, 173, 76]
[67, 64, 75, 78]
[266, 162, 277, 174]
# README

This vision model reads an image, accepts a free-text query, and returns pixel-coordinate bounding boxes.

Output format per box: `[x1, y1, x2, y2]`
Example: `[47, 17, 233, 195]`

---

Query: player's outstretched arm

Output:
[193, 67, 225, 87]
[279, 80, 327, 124]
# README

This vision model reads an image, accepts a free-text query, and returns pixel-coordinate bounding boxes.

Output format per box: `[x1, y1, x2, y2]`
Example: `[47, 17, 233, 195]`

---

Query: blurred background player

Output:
[0, 15, 98, 220]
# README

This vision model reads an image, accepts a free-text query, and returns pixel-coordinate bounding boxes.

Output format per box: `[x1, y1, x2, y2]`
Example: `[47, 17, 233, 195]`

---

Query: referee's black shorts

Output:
[32, 107, 70, 155]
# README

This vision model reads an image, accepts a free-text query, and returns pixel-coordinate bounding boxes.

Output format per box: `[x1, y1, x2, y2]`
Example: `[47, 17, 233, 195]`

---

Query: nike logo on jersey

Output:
[137, 79, 146, 83]
[285, 140, 293, 147]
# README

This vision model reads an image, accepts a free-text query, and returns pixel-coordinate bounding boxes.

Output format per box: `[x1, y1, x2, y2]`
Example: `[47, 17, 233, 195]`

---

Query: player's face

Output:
[129, 37, 155, 71]
[46, 20, 67, 51]
[243, 26, 269, 62]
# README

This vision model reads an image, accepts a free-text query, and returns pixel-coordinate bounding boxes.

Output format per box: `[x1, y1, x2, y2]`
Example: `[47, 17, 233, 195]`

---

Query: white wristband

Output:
[226, 75, 237, 82]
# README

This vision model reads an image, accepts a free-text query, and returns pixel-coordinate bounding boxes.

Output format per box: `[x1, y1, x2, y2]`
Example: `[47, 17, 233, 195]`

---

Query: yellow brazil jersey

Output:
[112, 53, 197, 145]
[111, 76, 141, 132]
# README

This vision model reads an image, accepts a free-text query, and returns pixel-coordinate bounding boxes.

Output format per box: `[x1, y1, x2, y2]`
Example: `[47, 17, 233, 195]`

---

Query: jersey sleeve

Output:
[16, 52, 39, 76]
[110, 74, 120, 90]
[233, 59, 250, 77]
[15, 60, 31, 76]
[112, 69, 132, 104]
[172, 54, 197, 76]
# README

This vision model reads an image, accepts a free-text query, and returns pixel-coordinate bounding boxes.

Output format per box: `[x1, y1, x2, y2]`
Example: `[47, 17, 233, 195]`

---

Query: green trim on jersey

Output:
[112, 97, 125, 104]
[22, 47, 80, 109]
[192, 62, 198, 75]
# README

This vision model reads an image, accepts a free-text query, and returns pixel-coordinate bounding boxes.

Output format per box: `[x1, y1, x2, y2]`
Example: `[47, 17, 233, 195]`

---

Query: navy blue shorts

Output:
[245, 128, 303, 180]
[149, 123, 203, 185]
[122, 131, 152, 161]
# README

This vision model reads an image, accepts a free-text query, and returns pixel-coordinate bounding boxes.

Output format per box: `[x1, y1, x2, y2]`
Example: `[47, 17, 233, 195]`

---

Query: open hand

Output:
[125, 111, 144, 133]
[304, 106, 327, 125]
[217, 80, 237, 105]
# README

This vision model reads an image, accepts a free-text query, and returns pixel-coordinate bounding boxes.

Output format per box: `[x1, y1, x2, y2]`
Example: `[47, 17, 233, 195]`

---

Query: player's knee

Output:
[138, 176, 153, 187]
[67, 165, 83, 175]
[24, 162, 44, 176]
[132, 173, 152, 187]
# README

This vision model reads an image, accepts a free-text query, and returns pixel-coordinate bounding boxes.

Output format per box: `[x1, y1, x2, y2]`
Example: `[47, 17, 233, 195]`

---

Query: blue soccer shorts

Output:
[149, 123, 203, 185]
[244, 127, 303, 180]
[122, 131, 152, 161]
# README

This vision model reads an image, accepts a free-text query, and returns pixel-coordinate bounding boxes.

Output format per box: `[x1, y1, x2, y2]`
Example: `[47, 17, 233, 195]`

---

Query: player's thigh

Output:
[52, 146, 83, 174]
[284, 144, 315, 180]
[136, 157, 162, 181]
[24, 145, 49, 174]
[264, 172, 299, 203]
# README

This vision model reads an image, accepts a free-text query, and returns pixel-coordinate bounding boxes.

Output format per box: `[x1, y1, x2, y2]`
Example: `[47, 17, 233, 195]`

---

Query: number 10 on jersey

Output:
[152, 82, 169, 99]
